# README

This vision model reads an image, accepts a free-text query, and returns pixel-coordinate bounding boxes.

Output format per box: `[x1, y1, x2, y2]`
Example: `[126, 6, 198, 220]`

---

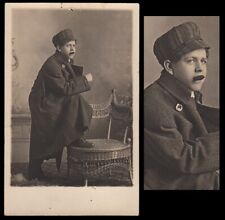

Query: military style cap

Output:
[52, 29, 76, 47]
[153, 22, 210, 65]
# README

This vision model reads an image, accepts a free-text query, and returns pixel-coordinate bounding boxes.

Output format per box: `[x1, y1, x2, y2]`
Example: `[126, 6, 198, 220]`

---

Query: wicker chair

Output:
[67, 89, 133, 186]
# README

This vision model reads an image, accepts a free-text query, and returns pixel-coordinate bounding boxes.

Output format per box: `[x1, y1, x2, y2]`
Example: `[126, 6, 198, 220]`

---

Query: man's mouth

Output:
[69, 52, 75, 55]
[193, 75, 205, 82]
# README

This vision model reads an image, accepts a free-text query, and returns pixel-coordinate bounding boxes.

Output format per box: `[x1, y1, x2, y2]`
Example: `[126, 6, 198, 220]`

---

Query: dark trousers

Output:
[28, 159, 44, 179]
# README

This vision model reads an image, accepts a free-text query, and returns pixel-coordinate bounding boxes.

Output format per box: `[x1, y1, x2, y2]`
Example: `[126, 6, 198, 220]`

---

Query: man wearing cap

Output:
[144, 22, 219, 189]
[28, 29, 94, 180]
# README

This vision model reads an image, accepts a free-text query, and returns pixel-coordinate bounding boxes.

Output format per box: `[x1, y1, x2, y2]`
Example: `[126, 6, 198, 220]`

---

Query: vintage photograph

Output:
[5, 3, 139, 215]
[144, 16, 219, 190]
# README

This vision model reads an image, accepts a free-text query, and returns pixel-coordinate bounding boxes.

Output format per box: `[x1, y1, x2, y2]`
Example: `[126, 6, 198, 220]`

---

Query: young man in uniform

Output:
[144, 22, 219, 190]
[28, 29, 94, 180]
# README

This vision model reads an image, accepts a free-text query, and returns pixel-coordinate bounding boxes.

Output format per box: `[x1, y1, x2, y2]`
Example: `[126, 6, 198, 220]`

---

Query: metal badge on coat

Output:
[176, 103, 183, 112]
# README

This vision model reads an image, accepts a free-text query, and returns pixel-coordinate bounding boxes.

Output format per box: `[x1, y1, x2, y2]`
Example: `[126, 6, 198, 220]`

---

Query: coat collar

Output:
[52, 50, 84, 76]
[157, 70, 208, 136]
[53, 50, 74, 65]
[157, 69, 203, 104]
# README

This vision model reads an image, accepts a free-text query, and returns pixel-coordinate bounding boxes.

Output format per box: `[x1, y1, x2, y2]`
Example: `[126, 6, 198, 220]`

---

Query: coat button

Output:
[175, 103, 183, 112]
[62, 64, 65, 68]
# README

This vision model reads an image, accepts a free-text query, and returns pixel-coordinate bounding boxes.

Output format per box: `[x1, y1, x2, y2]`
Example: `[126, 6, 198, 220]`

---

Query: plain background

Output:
[144, 16, 219, 108]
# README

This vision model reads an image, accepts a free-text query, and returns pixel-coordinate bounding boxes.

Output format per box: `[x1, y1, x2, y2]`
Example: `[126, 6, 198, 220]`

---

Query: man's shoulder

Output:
[144, 81, 167, 104]
[144, 82, 159, 97]
[144, 80, 176, 115]
[44, 54, 59, 65]
[41, 54, 61, 71]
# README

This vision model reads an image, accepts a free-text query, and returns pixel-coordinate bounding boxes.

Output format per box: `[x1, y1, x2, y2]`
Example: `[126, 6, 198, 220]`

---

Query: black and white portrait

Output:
[144, 16, 219, 190]
[5, 3, 139, 215]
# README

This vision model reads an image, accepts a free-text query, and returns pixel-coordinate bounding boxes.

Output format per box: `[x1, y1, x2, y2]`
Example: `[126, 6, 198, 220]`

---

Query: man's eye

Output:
[202, 59, 208, 64]
[186, 59, 194, 63]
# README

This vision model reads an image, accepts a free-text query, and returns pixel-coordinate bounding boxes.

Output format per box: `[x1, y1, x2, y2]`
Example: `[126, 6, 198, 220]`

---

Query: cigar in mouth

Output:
[193, 75, 205, 82]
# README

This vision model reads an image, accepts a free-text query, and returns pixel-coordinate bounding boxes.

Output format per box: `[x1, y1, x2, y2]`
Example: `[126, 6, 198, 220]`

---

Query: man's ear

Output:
[56, 45, 61, 52]
[163, 60, 173, 75]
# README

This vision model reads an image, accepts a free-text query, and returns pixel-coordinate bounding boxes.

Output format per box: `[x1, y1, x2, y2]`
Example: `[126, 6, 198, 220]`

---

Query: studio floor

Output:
[10, 162, 132, 187]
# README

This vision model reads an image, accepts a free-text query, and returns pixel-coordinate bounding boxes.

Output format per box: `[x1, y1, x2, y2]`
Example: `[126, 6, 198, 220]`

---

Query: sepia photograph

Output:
[5, 3, 139, 215]
[144, 16, 219, 190]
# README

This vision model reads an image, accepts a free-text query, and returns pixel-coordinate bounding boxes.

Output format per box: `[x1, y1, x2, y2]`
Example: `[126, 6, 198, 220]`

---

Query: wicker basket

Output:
[67, 139, 132, 182]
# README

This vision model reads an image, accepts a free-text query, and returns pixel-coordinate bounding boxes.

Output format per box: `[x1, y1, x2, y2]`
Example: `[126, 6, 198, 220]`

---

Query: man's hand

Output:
[84, 73, 93, 82]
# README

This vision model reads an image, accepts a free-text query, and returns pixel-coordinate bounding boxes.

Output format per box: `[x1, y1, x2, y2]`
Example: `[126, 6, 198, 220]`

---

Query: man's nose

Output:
[195, 61, 203, 73]
[70, 46, 75, 52]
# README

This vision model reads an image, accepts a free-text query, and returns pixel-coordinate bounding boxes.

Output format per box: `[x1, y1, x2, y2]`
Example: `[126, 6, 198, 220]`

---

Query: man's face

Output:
[171, 49, 208, 91]
[59, 40, 76, 60]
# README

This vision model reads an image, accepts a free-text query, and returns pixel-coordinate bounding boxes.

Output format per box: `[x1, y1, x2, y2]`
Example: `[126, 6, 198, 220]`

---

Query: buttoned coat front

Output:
[29, 51, 93, 169]
[144, 71, 219, 190]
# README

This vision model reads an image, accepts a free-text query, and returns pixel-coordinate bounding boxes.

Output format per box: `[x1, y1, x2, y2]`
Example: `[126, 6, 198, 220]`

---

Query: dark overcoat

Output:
[29, 51, 93, 169]
[144, 70, 219, 190]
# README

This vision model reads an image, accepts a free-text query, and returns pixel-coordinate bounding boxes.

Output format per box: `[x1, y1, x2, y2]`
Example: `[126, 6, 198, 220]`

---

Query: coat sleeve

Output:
[144, 101, 219, 175]
[197, 104, 219, 133]
[43, 59, 90, 96]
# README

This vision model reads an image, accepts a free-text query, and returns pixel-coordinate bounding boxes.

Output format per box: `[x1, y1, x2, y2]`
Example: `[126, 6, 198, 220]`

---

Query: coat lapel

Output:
[64, 62, 76, 78]
[157, 70, 208, 136]
[183, 100, 208, 136]
[53, 50, 77, 79]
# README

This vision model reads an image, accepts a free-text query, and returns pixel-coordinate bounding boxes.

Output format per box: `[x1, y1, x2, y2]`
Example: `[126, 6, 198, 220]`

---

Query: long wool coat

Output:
[144, 70, 219, 190]
[29, 51, 93, 169]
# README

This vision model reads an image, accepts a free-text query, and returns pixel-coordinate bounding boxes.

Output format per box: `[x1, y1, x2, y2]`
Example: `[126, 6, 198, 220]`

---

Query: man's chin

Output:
[188, 83, 203, 91]
[69, 55, 75, 59]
